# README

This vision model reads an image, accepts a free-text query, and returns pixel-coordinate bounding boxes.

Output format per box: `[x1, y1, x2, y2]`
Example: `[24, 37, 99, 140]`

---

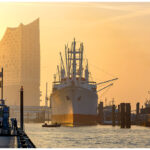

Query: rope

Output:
[89, 63, 116, 78]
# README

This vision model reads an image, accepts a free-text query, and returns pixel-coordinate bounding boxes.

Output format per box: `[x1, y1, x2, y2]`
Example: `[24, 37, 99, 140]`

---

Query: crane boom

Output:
[96, 78, 118, 86]
[97, 83, 113, 93]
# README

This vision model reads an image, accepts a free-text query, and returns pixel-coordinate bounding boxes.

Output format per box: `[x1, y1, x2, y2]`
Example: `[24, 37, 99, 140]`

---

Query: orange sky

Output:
[0, 2, 150, 109]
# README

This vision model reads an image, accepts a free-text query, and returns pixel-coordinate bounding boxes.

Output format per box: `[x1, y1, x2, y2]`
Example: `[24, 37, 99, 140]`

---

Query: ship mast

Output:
[73, 38, 76, 80]
[65, 44, 68, 78]
[68, 46, 72, 78]
[57, 39, 85, 82]
[60, 52, 65, 80]
[57, 65, 60, 81]
[79, 43, 83, 79]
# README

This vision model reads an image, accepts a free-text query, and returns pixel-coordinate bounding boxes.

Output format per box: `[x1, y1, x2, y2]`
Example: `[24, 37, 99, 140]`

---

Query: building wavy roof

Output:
[0, 18, 39, 43]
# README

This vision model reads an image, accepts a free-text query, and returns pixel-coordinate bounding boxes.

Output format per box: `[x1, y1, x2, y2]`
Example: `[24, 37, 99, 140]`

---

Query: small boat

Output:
[42, 122, 61, 127]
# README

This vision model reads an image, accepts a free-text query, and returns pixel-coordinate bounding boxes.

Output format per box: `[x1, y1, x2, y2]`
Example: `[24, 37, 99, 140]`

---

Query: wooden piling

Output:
[136, 102, 140, 125]
[98, 102, 103, 124]
[136, 102, 140, 115]
[20, 86, 24, 131]
[112, 105, 116, 126]
[118, 105, 121, 126]
[125, 103, 131, 128]
[120, 103, 125, 128]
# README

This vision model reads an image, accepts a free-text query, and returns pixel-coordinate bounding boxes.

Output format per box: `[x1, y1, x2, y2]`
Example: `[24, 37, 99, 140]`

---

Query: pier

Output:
[0, 68, 36, 148]
[98, 101, 132, 128]
[0, 86, 35, 148]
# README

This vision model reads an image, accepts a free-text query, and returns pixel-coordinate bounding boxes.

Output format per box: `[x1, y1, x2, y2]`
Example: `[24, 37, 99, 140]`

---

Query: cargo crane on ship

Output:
[96, 78, 118, 93]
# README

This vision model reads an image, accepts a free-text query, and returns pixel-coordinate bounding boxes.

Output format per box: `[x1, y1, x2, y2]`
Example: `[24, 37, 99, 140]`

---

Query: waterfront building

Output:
[0, 18, 40, 106]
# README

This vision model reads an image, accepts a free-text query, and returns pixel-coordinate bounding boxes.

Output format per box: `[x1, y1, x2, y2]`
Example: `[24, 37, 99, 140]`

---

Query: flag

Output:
[0, 72, 2, 78]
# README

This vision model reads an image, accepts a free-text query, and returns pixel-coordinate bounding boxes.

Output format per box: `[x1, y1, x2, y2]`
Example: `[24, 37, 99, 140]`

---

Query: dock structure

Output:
[0, 136, 17, 148]
[0, 71, 36, 148]
[120, 103, 131, 128]
[17, 128, 35, 148]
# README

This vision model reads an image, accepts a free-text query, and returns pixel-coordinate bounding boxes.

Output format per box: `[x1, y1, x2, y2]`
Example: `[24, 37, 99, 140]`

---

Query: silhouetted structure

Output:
[20, 86, 24, 130]
[112, 105, 116, 126]
[136, 102, 140, 115]
[0, 18, 40, 106]
[98, 102, 104, 124]
[125, 103, 131, 128]
[120, 103, 126, 128]
[120, 103, 131, 128]
[118, 105, 121, 125]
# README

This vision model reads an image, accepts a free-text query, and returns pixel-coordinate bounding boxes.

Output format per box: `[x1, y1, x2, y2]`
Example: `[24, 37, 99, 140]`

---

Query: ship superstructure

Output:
[50, 39, 98, 126]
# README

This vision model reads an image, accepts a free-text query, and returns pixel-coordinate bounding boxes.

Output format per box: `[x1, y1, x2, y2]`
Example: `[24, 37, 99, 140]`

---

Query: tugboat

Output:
[42, 122, 61, 127]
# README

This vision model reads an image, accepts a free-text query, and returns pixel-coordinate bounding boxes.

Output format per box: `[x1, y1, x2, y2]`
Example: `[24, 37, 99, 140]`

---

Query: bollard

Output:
[20, 86, 24, 131]
[112, 105, 116, 126]
[120, 103, 125, 128]
[125, 103, 131, 128]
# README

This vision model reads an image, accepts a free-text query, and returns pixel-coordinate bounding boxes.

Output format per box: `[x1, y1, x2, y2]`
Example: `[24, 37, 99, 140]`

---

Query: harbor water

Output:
[25, 123, 150, 148]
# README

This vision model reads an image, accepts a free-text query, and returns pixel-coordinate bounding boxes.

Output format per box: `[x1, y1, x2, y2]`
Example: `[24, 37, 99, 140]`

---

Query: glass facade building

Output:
[0, 18, 40, 106]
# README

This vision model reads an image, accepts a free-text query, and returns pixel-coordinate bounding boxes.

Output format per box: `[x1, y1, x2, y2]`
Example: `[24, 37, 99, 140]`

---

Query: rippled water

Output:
[25, 123, 150, 148]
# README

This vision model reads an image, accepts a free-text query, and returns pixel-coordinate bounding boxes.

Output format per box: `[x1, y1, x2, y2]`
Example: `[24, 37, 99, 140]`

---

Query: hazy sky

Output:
[0, 2, 150, 109]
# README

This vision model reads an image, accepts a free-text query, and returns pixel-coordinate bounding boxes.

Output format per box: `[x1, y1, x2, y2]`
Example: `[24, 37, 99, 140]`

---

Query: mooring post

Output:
[20, 86, 24, 130]
[125, 103, 131, 128]
[1, 68, 3, 100]
[136, 102, 140, 125]
[120, 103, 125, 128]
[118, 105, 120, 126]
[99, 102, 104, 124]
[112, 105, 116, 126]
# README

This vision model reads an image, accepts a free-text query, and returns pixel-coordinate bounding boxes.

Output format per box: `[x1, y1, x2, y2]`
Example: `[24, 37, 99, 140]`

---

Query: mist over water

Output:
[25, 123, 150, 148]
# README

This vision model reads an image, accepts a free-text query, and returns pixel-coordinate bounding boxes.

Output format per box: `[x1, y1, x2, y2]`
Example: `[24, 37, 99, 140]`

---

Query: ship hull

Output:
[51, 86, 98, 126]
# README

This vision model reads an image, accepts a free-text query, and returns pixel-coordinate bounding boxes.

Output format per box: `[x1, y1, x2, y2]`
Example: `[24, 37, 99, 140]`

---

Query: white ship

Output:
[50, 38, 118, 126]
[50, 38, 98, 126]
